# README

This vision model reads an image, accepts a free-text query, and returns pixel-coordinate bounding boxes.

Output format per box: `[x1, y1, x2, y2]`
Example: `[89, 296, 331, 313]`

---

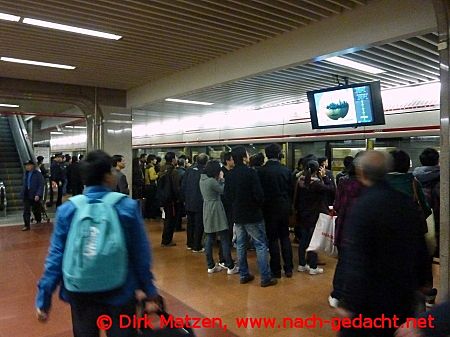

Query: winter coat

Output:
[20, 169, 44, 200]
[199, 174, 228, 233]
[413, 166, 440, 227]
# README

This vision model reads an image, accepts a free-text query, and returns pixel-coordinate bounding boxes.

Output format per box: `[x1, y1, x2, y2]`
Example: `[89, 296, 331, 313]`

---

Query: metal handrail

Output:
[0, 181, 6, 216]
[8, 115, 35, 170]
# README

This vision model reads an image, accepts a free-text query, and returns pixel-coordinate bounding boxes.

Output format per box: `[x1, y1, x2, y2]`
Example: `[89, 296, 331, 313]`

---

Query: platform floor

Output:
[0, 219, 440, 337]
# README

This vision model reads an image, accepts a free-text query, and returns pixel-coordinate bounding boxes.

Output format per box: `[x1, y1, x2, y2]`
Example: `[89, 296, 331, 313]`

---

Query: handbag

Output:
[306, 213, 338, 257]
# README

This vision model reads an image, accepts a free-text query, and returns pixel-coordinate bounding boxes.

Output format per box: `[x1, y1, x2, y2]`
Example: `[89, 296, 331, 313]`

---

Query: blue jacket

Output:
[20, 169, 44, 200]
[36, 186, 158, 311]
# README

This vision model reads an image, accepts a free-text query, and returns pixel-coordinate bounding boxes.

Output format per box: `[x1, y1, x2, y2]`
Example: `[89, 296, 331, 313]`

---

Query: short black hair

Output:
[390, 150, 411, 173]
[139, 153, 147, 159]
[156, 156, 162, 163]
[197, 153, 209, 166]
[71, 155, 78, 163]
[343, 156, 354, 169]
[265, 143, 281, 160]
[419, 148, 439, 166]
[250, 153, 265, 167]
[177, 158, 186, 167]
[318, 157, 328, 166]
[65, 154, 71, 161]
[231, 146, 247, 164]
[37, 155, 44, 163]
[301, 154, 317, 168]
[223, 152, 233, 164]
[165, 152, 176, 163]
[80, 150, 112, 186]
[205, 160, 222, 178]
[147, 154, 156, 162]
[111, 154, 123, 167]
[179, 154, 187, 160]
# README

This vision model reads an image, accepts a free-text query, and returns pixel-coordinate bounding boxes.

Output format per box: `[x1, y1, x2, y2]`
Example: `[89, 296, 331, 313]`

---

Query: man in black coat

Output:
[50, 153, 64, 207]
[70, 155, 84, 195]
[225, 146, 277, 288]
[338, 151, 428, 337]
[21, 160, 44, 231]
[181, 153, 208, 252]
[258, 143, 294, 278]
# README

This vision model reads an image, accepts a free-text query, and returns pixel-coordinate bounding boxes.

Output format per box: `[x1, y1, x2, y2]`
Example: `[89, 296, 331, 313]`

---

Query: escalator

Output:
[0, 116, 24, 212]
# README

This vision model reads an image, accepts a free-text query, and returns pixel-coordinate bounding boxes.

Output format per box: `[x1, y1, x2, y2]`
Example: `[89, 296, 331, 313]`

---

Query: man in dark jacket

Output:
[225, 146, 276, 288]
[21, 160, 44, 231]
[339, 151, 428, 337]
[413, 148, 440, 257]
[70, 155, 84, 196]
[181, 153, 208, 251]
[158, 152, 181, 247]
[258, 143, 294, 278]
[50, 153, 64, 207]
[175, 158, 186, 231]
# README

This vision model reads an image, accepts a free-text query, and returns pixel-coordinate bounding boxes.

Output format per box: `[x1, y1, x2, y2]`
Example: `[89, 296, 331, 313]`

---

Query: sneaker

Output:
[261, 279, 278, 287]
[21, 226, 30, 231]
[424, 288, 438, 308]
[227, 265, 239, 275]
[328, 296, 339, 308]
[192, 248, 205, 253]
[240, 274, 255, 284]
[207, 264, 224, 274]
[309, 267, 324, 275]
[161, 242, 176, 247]
[186, 246, 192, 250]
[297, 265, 310, 272]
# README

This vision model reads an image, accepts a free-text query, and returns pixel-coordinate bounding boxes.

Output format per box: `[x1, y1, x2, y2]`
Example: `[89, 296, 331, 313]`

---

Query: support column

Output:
[433, 0, 450, 302]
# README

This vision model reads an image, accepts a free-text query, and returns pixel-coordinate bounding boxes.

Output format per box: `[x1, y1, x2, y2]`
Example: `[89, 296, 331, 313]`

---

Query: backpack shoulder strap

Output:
[69, 194, 88, 209]
[101, 192, 127, 206]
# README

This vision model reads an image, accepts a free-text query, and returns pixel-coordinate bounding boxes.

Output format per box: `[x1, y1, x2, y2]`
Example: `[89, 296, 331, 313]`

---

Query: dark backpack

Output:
[157, 173, 174, 206]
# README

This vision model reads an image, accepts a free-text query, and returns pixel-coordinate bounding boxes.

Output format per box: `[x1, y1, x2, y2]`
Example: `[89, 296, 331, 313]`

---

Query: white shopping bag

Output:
[306, 213, 338, 257]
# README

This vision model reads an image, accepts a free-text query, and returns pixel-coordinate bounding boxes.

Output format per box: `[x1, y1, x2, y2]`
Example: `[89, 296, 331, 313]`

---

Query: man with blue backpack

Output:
[35, 150, 159, 337]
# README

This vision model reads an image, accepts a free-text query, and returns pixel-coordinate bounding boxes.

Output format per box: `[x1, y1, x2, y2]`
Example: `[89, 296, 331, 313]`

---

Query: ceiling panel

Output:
[0, 0, 368, 89]
[134, 33, 439, 121]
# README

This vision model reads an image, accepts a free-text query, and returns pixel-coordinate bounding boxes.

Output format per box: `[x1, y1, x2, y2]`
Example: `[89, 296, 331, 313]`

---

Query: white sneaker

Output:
[309, 267, 324, 275]
[207, 264, 224, 274]
[192, 248, 205, 253]
[227, 265, 239, 275]
[328, 296, 339, 308]
[297, 265, 310, 272]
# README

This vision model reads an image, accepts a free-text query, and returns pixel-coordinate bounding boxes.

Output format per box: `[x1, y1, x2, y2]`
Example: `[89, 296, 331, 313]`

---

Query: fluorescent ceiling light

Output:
[326, 56, 386, 74]
[1, 57, 76, 70]
[23, 18, 122, 40]
[0, 12, 20, 22]
[165, 98, 214, 106]
[65, 125, 86, 129]
[0, 103, 20, 108]
[50, 131, 64, 135]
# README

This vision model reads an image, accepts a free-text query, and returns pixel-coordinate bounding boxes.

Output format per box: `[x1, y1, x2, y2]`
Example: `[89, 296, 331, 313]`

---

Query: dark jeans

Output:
[23, 197, 41, 228]
[162, 203, 176, 245]
[205, 230, 234, 269]
[265, 211, 293, 275]
[187, 211, 204, 250]
[331, 248, 345, 299]
[218, 206, 234, 262]
[295, 226, 317, 269]
[55, 181, 63, 207]
[70, 297, 136, 337]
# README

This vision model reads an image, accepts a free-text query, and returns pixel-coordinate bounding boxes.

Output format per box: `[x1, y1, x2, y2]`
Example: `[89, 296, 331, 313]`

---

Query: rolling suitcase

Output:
[137, 297, 195, 337]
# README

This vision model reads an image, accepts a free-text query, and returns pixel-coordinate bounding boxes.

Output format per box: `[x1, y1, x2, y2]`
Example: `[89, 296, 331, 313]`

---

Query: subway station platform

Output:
[0, 219, 350, 337]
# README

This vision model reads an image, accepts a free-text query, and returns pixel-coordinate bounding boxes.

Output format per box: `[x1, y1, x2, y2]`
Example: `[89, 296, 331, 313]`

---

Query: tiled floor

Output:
[0, 219, 440, 337]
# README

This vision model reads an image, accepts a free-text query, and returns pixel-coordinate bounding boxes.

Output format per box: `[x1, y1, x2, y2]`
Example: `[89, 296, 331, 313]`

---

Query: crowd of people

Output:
[30, 145, 448, 337]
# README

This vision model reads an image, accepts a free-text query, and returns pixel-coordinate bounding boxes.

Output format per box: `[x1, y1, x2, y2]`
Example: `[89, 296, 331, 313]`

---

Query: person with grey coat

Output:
[199, 160, 238, 275]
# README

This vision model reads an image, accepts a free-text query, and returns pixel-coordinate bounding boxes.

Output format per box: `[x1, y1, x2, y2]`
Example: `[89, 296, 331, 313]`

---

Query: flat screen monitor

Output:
[307, 81, 385, 129]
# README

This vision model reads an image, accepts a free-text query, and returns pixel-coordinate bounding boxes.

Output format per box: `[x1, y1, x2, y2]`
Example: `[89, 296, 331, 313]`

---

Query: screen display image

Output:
[307, 81, 385, 129]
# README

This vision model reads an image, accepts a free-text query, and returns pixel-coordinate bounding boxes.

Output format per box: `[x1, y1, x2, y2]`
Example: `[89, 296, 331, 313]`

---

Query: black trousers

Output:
[70, 297, 136, 337]
[186, 211, 195, 249]
[55, 181, 63, 207]
[175, 202, 184, 230]
[265, 211, 294, 275]
[186, 211, 204, 250]
[23, 197, 41, 228]
[162, 202, 177, 245]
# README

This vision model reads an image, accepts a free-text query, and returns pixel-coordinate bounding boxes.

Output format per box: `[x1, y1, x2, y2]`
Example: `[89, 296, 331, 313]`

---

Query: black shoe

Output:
[240, 274, 255, 284]
[21, 226, 30, 231]
[161, 242, 176, 247]
[285, 272, 293, 278]
[272, 272, 282, 279]
[261, 279, 278, 287]
[174, 228, 185, 232]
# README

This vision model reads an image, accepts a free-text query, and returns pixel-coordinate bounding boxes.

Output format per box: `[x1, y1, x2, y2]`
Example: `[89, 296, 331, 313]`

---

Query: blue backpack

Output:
[62, 192, 128, 292]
